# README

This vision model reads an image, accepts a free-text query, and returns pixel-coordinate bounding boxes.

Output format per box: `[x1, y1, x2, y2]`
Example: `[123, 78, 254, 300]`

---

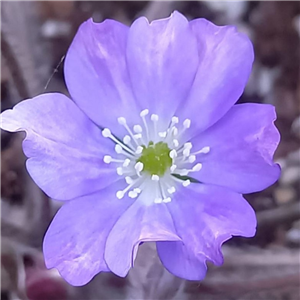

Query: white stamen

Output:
[172, 127, 178, 136]
[135, 146, 143, 154]
[140, 109, 150, 141]
[103, 128, 135, 155]
[192, 163, 202, 172]
[154, 198, 163, 203]
[178, 169, 189, 176]
[134, 133, 142, 139]
[170, 149, 177, 159]
[184, 142, 192, 150]
[117, 117, 139, 146]
[173, 139, 179, 148]
[183, 180, 191, 187]
[171, 116, 179, 124]
[115, 144, 123, 154]
[102, 128, 111, 138]
[116, 191, 124, 199]
[183, 119, 191, 129]
[196, 146, 211, 154]
[117, 117, 127, 125]
[163, 197, 171, 203]
[134, 188, 141, 194]
[117, 167, 123, 176]
[125, 176, 133, 184]
[133, 125, 143, 133]
[151, 175, 160, 181]
[183, 148, 191, 157]
[117, 177, 142, 199]
[167, 186, 176, 194]
[123, 135, 131, 145]
[135, 162, 144, 176]
[188, 155, 196, 163]
[123, 159, 131, 167]
[140, 109, 149, 117]
[170, 165, 177, 173]
[103, 155, 112, 164]
[151, 114, 159, 122]
[128, 191, 138, 198]
[158, 131, 167, 138]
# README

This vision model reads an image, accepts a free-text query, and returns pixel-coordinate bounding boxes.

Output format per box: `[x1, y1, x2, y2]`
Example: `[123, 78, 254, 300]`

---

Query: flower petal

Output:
[191, 103, 281, 194]
[157, 184, 256, 280]
[43, 182, 134, 286]
[105, 183, 181, 277]
[0, 93, 118, 200]
[176, 18, 254, 137]
[126, 11, 199, 125]
[65, 19, 140, 136]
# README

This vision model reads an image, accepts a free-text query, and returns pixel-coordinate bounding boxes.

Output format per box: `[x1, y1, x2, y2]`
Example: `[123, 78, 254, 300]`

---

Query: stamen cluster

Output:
[102, 109, 210, 203]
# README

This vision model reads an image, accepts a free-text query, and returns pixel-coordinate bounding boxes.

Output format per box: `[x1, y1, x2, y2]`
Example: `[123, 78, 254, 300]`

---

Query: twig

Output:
[1, 35, 30, 100]
[256, 201, 300, 228]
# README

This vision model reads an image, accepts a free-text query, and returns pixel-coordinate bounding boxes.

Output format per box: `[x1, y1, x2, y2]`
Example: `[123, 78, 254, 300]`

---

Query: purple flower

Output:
[0, 12, 280, 286]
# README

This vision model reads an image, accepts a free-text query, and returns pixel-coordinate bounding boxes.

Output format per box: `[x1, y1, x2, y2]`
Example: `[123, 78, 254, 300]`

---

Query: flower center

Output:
[138, 142, 172, 176]
[101, 109, 211, 204]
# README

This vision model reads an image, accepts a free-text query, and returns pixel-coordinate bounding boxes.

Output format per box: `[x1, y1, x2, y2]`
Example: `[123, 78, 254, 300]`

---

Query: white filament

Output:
[101, 109, 210, 204]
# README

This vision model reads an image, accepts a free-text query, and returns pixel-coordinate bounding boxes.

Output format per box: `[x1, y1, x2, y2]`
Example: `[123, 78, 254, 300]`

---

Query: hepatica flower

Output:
[0, 12, 280, 286]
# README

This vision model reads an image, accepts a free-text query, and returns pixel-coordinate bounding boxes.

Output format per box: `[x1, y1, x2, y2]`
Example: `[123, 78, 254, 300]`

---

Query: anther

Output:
[172, 127, 178, 136]
[154, 198, 163, 204]
[125, 176, 133, 184]
[103, 155, 112, 164]
[192, 163, 202, 172]
[151, 114, 159, 122]
[158, 132, 167, 138]
[183, 180, 191, 187]
[151, 174, 160, 181]
[188, 155, 196, 163]
[128, 191, 138, 198]
[123, 159, 131, 167]
[183, 148, 191, 157]
[184, 142, 192, 150]
[135, 162, 144, 176]
[117, 117, 127, 125]
[173, 139, 179, 148]
[178, 169, 189, 176]
[169, 149, 177, 159]
[133, 125, 143, 133]
[133, 188, 141, 194]
[140, 109, 149, 117]
[183, 119, 191, 129]
[123, 135, 131, 144]
[197, 146, 210, 154]
[115, 144, 123, 154]
[102, 128, 111, 138]
[167, 186, 176, 194]
[171, 116, 179, 124]
[117, 167, 123, 176]
[163, 197, 171, 203]
[116, 191, 124, 199]
[170, 165, 177, 173]
[135, 146, 143, 154]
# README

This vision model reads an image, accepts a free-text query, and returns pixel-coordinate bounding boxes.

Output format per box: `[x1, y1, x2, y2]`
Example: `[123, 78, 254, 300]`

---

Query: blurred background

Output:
[1, 1, 300, 300]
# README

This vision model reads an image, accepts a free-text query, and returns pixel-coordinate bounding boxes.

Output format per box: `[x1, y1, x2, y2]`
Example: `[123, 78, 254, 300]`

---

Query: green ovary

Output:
[138, 141, 172, 176]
